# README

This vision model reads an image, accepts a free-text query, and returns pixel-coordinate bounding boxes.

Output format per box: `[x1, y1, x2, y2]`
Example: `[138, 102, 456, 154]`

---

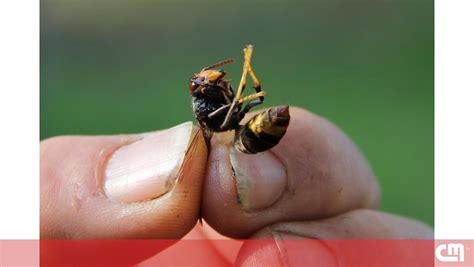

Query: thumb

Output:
[41, 122, 207, 239]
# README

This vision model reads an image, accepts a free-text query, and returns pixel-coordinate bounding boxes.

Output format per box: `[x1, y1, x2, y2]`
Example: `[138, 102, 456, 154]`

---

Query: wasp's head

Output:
[189, 69, 226, 93]
[189, 59, 234, 93]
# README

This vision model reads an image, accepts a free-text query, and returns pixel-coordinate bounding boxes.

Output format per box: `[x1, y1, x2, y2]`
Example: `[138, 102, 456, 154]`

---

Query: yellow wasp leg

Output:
[246, 61, 261, 91]
[220, 45, 254, 128]
[208, 91, 266, 119]
[238, 91, 265, 104]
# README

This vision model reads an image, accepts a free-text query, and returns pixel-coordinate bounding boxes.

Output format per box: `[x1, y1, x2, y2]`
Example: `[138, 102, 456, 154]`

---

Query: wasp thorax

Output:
[235, 106, 290, 154]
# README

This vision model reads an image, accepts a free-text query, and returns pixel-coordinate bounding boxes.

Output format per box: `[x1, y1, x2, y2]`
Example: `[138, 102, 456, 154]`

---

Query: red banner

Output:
[1, 239, 473, 266]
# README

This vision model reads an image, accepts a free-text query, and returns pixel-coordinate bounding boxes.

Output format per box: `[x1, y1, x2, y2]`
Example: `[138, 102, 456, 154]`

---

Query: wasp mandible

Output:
[189, 45, 290, 154]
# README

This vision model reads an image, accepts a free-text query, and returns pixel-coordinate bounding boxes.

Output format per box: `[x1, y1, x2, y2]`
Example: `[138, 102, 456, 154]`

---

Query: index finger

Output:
[201, 107, 380, 238]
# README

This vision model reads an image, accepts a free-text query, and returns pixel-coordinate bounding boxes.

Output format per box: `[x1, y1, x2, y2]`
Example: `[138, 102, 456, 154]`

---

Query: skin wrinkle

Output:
[270, 230, 290, 267]
[90, 135, 140, 199]
[271, 229, 341, 267]
[41, 155, 59, 207]
[42, 174, 64, 237]
[92, 148, 106, 195]
[40, 138, 76, 237]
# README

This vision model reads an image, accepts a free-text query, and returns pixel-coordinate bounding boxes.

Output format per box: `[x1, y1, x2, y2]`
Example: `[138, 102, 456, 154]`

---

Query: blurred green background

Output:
[41, 1, 433, 225]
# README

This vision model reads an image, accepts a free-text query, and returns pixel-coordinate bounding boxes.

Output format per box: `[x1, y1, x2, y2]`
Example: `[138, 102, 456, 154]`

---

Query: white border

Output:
[0, 0, 472, 240]
[435, 0, 474, 239]
[0, 1, 39, 239]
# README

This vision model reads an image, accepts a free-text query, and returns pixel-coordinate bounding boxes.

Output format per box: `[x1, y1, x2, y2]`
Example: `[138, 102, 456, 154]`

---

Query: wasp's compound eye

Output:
[189, 81, 197, 91]
[189, 76, 204, 92]
[189, 80, 201, 92]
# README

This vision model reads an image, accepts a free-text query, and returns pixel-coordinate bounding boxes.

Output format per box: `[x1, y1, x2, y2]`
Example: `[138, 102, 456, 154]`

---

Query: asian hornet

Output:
[189, 45, 290, 154]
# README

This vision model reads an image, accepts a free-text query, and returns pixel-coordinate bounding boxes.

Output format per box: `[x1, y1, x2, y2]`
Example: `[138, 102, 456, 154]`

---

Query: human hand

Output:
[40, 107, 432, 265]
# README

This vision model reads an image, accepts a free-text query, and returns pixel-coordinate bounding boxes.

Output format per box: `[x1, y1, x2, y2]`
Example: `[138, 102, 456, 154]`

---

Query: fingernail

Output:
[229, 149, 287, 210]
[104, 122, 194, 202]
[272, 231, 337, 267]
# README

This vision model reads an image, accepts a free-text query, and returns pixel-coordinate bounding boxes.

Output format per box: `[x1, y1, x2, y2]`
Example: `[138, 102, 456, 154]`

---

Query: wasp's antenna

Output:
[202, 58, 235, 71]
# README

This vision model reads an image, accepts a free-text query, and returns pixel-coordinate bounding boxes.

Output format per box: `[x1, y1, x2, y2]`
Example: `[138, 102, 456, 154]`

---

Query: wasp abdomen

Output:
[235, 106, 290, 154]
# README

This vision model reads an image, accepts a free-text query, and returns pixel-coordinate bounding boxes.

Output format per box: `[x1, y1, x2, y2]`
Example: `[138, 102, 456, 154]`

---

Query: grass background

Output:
[41, 1, 434, 226]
